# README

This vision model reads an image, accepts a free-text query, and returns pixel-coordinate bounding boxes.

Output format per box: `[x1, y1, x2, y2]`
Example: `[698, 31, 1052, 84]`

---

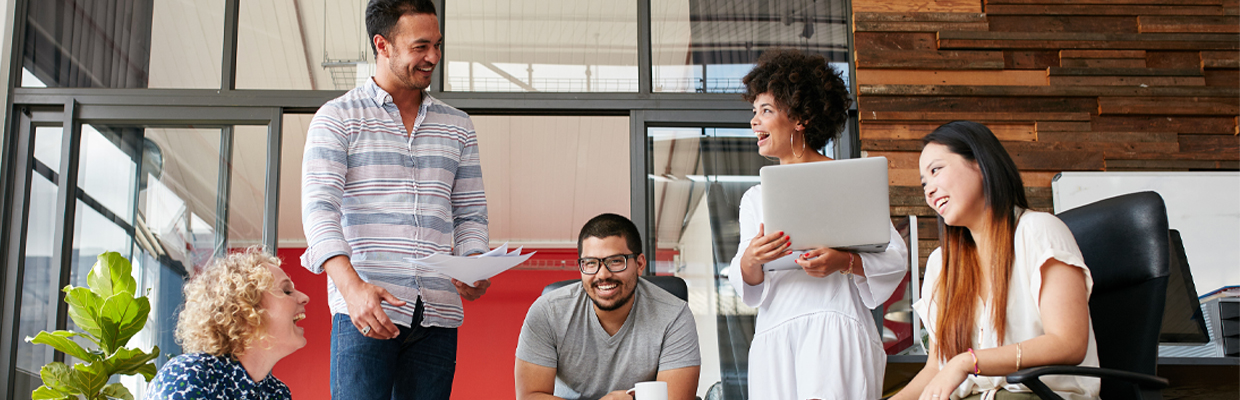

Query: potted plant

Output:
[25, 252, 160, 400]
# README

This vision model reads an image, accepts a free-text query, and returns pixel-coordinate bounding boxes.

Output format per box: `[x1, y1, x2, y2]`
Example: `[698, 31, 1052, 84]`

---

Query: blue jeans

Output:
[330, 298, 457, 400]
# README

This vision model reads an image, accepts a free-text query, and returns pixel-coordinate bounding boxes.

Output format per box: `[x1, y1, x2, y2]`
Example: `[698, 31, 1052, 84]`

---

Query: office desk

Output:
[883, 355, 1239, 398]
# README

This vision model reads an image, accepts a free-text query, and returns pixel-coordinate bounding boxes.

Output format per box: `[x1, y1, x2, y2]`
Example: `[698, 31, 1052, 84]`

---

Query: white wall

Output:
[1053, 172, 1240, 294]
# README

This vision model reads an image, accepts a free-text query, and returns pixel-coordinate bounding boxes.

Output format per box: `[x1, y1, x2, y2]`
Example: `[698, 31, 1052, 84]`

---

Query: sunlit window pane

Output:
[22, 0, 224, 89]
[236, 0, 368, 90]
[445, 0, 639, 92]
[651, 0, 850, 93]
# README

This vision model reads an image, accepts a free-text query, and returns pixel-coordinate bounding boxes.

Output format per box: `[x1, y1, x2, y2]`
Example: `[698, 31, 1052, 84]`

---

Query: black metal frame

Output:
[214, 126, 234, 259]
[0, 0, 858, 397]
[48, 100, 80, 364]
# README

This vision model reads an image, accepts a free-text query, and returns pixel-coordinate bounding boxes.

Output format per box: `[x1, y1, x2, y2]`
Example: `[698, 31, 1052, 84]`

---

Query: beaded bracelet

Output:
[967, 348, 980, 376]
[841, 252, 855, 275]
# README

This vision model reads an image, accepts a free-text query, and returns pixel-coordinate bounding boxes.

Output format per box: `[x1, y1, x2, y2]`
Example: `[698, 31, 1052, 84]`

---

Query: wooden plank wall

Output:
[853, 0, 1240, 268]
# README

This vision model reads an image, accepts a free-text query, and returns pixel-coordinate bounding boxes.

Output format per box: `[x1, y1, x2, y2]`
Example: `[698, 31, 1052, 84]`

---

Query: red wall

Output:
[272, 248, 579, 399]
[272, 248, 331, 398]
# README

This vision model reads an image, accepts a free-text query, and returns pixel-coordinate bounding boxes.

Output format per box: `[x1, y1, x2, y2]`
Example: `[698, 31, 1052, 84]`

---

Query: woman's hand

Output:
[739, 223, 792, 285]
[919, 353, 971, 400]
[794, 247, 851, 278]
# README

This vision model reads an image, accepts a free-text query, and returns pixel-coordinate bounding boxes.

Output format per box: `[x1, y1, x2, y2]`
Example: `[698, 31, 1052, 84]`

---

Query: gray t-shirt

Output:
[516, 279, 701, 400]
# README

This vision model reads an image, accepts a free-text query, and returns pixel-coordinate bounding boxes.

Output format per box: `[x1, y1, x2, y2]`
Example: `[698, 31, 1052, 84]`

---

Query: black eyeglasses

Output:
[577, 253, 638, 275]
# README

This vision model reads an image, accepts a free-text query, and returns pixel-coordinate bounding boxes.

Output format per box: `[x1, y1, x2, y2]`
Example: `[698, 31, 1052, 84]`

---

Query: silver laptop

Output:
[759, 157, 890, 271]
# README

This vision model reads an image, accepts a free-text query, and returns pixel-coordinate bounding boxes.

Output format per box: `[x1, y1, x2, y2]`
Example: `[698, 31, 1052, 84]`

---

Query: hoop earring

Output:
[791, 131, 805, 159]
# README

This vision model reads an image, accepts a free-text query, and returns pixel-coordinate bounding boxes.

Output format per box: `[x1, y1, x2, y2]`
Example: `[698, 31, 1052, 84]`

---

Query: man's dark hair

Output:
[366, 0, 438, 56]
[577, 213, 643, 256]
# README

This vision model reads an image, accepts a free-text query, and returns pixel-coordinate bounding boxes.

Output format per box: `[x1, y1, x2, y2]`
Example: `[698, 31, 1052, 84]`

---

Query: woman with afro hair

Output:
[728, 48, 908, 399]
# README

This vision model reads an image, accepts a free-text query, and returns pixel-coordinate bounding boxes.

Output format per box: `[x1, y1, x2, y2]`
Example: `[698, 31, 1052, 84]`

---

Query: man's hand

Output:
[453, 278, 491, 301]
[598, 390, 632, 400]
[323, 255, 406, 340]
[339, 279, 406, 339]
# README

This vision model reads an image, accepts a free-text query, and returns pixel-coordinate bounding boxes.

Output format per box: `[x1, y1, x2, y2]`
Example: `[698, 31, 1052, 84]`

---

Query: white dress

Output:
[913, 210, 1101, 400]
[728, 185, 909, 400]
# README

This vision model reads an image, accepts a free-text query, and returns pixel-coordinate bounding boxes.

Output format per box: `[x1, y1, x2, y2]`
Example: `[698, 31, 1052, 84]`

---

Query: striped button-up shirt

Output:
[301, 78, 488, 328]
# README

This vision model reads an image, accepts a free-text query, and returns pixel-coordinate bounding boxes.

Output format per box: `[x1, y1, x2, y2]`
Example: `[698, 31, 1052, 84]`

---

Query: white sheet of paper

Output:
[403, 243, 535, 286]
[480, 243, 508, 257]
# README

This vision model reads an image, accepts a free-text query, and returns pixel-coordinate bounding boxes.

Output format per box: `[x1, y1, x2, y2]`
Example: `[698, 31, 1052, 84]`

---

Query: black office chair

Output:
[542, 276, 689, 302]
[1007, 191, 1171, 399]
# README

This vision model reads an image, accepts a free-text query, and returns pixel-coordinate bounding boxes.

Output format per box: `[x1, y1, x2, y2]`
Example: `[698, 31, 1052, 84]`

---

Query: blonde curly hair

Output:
[175, 248, 281, 356]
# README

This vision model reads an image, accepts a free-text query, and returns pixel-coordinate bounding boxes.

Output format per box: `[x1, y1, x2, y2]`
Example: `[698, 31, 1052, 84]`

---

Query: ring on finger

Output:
[361, 325, 371, 335]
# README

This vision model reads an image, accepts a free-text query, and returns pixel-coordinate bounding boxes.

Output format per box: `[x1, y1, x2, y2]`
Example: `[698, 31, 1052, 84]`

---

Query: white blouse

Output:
[728, 185, 909, 399]
[914, 210, 1101, 400]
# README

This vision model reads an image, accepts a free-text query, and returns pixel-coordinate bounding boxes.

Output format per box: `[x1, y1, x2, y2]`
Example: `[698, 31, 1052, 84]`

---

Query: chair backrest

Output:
[542, 276, 689, 302]
[1055, 191, 1169, 398]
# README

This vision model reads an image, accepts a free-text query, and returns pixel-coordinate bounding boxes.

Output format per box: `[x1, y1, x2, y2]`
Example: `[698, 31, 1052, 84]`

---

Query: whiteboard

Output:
[1052, 172, 1240, 294]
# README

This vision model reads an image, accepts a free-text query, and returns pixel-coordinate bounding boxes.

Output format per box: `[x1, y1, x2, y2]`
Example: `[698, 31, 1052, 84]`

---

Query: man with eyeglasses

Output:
[515, 213, 701, 400]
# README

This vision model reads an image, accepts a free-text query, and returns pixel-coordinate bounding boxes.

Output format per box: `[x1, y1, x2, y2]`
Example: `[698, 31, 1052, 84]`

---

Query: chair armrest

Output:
[1005, 365, 1169, 399]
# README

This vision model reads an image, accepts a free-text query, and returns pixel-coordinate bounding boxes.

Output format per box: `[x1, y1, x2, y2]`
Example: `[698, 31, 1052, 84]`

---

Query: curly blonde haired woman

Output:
[145, 249, 310, 400]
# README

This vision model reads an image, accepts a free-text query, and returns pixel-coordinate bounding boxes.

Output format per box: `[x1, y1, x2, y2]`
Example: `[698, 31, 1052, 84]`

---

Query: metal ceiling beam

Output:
[12, 88, 754, 114]
[478, 62, 538, 92]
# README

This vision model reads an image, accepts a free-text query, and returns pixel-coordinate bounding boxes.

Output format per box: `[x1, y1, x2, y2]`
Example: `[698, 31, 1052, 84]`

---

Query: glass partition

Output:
[648, 126, 771, 398]
[445, 0, 639, 92]
[12, 122, 271, 399]
[651, 0, 851, 93]
[237, 0, 368, 90]
[470, 115, 631, 245]
[277, 114, 314, 248]
[14, 127, 65, 398]
[226, 126, 271, 247]
[22, 0, 225, 89]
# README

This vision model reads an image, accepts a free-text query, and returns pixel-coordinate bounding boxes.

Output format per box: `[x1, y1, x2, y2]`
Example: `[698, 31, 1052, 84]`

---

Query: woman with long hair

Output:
[893, 121, 1099, 400]
[146, 249, 310, 400]
[728, 48, 908, 399]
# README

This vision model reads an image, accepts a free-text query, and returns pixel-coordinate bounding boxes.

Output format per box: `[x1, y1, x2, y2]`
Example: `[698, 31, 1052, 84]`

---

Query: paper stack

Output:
[405, 243, 535, 287]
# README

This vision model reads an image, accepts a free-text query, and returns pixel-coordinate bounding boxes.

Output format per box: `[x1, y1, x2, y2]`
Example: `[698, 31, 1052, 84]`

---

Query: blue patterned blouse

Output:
[144, 353, 291, 400]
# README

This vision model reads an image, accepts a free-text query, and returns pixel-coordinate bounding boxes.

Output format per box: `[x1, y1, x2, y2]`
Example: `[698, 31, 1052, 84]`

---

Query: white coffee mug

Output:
[626, 381, 668, 400]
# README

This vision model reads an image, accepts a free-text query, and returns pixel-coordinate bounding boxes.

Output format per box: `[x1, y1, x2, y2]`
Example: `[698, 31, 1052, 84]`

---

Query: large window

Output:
[22, 0, 225, 89]
[237, 0, 367, 90]
[652, 0, 851, 93]
[444, 0, 639, 92]
[8, 110, 275, 399]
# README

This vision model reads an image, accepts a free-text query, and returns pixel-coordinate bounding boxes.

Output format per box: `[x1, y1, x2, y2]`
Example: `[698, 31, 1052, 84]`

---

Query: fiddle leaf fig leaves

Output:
[28, 252, 159, 400]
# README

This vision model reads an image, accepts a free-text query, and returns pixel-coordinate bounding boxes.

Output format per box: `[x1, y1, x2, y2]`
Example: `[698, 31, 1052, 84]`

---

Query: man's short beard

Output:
[388, 58, 431, 91]
[589, 282, 635, 312]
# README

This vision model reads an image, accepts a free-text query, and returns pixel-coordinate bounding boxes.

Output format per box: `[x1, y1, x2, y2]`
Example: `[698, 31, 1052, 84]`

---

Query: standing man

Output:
[301, 0, 489, 399]
[515, 213, 701, 400]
